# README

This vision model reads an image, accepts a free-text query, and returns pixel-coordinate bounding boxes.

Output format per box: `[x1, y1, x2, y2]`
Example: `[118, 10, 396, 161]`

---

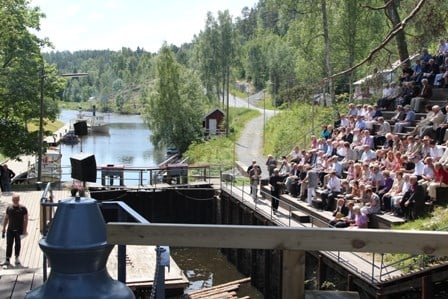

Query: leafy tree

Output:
[243, 38, 268, 90]
[0, 0, 62, 157]
[142, 45, 205, 153]
[384, 0, 411, 68]
[193, 12, 224, 102]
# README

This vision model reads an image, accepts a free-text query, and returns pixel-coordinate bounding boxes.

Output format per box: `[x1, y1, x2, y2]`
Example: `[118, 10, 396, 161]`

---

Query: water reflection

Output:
[59, 110, 164, 182]
[171, 248, 264, 298]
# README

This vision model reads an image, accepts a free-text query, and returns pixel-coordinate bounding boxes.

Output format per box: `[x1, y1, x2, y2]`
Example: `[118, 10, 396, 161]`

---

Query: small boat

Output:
[61, 131, 80, 145]
[88, 115, 109, 134]
[72, 108, 110, 135]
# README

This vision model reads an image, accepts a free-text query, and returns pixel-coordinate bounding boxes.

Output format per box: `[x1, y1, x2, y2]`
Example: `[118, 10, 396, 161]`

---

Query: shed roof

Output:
[203, 108, 225, 120]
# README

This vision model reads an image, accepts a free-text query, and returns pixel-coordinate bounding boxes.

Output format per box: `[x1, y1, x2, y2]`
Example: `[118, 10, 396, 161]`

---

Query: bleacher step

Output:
[291, 211, 310, 223]
[370, 213, 406, 229]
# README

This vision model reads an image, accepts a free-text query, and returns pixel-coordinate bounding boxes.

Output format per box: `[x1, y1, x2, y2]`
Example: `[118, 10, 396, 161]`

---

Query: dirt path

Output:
[230, 92, 275, 171]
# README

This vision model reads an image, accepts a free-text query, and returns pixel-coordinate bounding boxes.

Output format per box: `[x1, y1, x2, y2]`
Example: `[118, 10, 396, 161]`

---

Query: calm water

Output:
[171, 248, 264, 299]
[58, 110, 165, 183]
[58, 110, 264, 298]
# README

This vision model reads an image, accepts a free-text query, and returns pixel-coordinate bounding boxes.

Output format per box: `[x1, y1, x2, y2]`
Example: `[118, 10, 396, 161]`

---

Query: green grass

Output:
[58, 101, 92, 111]
[263, 102, 345, 158]
[184, 107, 260, 170]
[27, 119, 65, 133]
[382, 207, 448, 272]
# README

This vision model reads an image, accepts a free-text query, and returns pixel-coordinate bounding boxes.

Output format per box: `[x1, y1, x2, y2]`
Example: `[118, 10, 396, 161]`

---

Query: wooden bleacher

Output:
[370, 213, 405, 229]
[259, 182, 408, 229]
[379, 87, 448, 135]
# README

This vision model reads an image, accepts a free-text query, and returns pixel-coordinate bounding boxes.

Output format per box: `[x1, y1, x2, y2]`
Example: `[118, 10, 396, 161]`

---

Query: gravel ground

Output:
[231, 93, 275, 173]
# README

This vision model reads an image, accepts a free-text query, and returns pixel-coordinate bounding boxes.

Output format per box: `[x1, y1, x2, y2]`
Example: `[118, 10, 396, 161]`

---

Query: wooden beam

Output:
[107, 223, 448, 257]
[282, 250, 305, 299]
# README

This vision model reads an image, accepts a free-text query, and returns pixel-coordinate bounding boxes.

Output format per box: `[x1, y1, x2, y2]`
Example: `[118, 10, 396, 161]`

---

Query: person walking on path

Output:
[0, 164, 15, 193]
[2, 194, 28, 267]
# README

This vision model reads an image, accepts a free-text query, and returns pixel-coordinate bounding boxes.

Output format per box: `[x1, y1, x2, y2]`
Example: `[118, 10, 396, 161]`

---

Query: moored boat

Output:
[88, 115, 109, 134]
[72, 108, 110, 135]
[61, 131, 80, 144]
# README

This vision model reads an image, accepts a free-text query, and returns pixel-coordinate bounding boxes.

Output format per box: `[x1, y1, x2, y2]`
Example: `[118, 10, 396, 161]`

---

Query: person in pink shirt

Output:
[351, 205, 368, 229]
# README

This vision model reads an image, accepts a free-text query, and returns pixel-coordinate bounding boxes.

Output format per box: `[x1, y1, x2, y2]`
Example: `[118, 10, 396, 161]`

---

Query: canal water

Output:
[58, 110, 264, 298]
[58, 110, 165, 183]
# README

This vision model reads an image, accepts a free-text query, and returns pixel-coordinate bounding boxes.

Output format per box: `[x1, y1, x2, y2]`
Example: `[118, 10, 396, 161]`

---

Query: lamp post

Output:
[37, 68, 45, 183]
[263, 90, 266, 147]
[37, 71, 88, 182]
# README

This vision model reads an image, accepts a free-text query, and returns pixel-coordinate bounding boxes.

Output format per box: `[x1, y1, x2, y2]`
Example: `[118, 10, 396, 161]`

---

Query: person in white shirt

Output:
[430, 141, 444, 162]
[420, 157, 435, 191]
[391, 174, 411, 215]
[360, 145, 377, 163]
[339, 115, 350, 128]
[420, 105, 445, 138]
[411, 155, 425, 179]
[287, 145, 302, 163]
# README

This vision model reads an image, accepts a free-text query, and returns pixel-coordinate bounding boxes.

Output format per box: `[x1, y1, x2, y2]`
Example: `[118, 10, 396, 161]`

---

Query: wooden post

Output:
[282, 250, 305, 299]
[347, 274, 354, 291]
[317, 254, 326, 290]
[421, 275, 433, 299]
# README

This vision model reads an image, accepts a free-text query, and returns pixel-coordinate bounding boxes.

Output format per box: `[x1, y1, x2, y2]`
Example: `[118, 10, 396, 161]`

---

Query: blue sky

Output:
[31, 0, 257, 53]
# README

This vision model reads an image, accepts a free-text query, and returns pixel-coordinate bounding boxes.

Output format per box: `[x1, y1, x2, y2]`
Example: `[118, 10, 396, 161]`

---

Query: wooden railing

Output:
[107, 223, 448, 299]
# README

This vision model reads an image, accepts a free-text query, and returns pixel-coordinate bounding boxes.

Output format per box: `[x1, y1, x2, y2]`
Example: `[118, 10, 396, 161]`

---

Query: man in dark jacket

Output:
[402, 176, 426, 220]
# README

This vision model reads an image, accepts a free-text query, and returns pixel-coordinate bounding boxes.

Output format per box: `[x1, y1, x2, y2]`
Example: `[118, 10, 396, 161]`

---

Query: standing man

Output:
[269, 169, 284, 215]
[247, 160, 256, 196]
[1, 164, 15, 193]
[248, 164, 262, 201]
[2, 194, 28, 267]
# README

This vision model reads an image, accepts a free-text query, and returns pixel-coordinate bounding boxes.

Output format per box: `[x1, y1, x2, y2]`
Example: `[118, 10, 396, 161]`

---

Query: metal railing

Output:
[39, 184, 169, 298]
[54, 163, 214, 188]
[39, 182, 57, 282]
[220, 176, 448, 284]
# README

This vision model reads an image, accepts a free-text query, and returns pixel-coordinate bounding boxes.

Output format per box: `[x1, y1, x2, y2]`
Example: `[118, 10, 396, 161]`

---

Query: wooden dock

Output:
[0, 190, 188, 298]
[43, 123, 71, 145]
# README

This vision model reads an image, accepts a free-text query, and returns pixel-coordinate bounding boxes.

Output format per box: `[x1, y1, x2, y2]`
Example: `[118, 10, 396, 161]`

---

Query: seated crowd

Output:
[254, 47, 448, 227]
[263, 102, 448, 228]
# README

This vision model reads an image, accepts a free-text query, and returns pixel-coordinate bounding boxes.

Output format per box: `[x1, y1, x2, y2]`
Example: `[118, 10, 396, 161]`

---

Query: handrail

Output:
[220, 177, 448, 284]
[38, 185, 166, 291]
[222, 179, 385, 283]
[56, 163, 214, 188]
[379, 226, 448, 280]
[39, 182, 54, 282]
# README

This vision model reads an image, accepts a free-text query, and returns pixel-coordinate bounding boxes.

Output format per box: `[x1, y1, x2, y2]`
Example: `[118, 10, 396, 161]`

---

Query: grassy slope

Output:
[383, 207, 448, 271]
[263, 102, 344, 158]
[185, 107, 260, 169]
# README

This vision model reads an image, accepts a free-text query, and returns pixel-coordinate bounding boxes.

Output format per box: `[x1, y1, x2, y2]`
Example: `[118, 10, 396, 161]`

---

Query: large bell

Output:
[26, 197, 135, 299]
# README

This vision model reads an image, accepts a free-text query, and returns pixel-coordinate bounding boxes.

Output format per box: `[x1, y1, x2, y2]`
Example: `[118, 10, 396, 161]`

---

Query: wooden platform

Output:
[0, 190, 188, 298]
[108, 245, 188, 290]
[0, 190, 68, 298]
